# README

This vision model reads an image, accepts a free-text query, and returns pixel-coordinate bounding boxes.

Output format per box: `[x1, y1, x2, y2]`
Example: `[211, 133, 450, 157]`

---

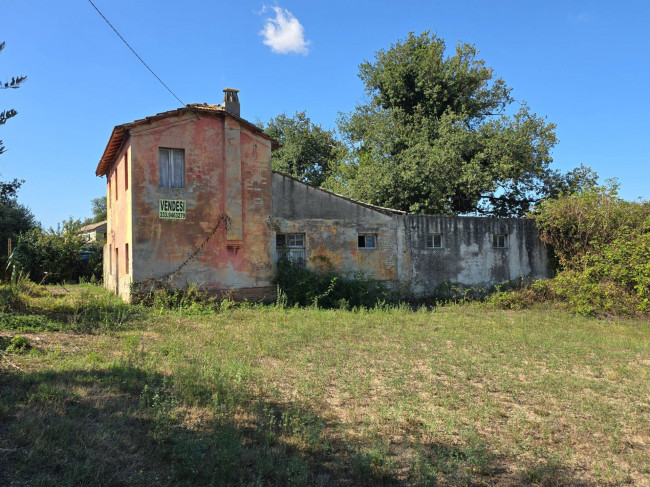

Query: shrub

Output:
[490, 187, 650, 316]
[131, 281, 220, 314]
[4, 335, 31, 353]
[0, 284, 26, 312]
[10, 219, 102, 284]
[533, 183, 650, 270]
[273, 257, 388, 309]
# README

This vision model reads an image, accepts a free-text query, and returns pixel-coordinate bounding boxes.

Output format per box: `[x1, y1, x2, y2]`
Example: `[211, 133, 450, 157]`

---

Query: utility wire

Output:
[87, 0, 185, 107]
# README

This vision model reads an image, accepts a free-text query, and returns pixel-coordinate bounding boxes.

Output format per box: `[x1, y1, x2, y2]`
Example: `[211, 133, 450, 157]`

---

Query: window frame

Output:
[276, 233, 306, 266]
[358, 233, 377, 249]
[159, 148, 185, 188]
[493, 234, 508, 249]
[426, 233, 443, 249]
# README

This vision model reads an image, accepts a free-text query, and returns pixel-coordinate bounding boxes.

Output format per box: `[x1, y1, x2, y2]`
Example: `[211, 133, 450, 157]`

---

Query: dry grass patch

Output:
[1, 288, 649, 485]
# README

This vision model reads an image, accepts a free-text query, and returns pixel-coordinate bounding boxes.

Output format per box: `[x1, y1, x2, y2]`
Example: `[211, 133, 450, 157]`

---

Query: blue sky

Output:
[2, 1, 649, 228]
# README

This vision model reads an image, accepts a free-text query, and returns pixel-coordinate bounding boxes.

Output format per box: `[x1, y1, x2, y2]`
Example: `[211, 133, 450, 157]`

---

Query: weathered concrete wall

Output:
[104, 142, 132, 300]
[271, 173, 548, 296]
[128, 112, 274, 298]
[272, 173, 402, 281]
[401, 215, 548, 295]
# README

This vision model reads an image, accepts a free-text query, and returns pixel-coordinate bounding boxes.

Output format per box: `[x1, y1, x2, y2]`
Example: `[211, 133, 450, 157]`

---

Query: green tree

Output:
[263, 111, 345, 187]
[1, 41, 27, 202]
[0, 198, 37, 276]
[333, 31, 564, 216]
[12, 218, 102, 283]
[83, 196, 107, 225]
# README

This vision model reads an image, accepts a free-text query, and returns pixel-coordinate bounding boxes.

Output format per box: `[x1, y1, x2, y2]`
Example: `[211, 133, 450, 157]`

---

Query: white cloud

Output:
[260, 6, 310, 55]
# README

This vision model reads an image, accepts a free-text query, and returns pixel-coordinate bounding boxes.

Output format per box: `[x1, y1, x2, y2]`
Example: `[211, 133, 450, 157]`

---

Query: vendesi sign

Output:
[159, 199, 186, 219]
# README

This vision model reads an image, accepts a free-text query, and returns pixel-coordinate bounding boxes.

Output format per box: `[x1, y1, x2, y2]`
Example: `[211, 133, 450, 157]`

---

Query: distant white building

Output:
[78, 221, 107, 243]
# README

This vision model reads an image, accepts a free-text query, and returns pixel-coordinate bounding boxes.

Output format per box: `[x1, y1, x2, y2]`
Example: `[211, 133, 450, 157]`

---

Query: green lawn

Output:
[1, 285, 649, 486]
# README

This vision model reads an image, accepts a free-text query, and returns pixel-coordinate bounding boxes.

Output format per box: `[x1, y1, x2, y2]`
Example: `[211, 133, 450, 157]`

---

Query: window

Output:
[493, 234, 508, 249]
[358, 234, 376, 249]
[427, 233, 443, 248]
[276, 233, 305, 265]
[109, 244, 112, 273]
[125, 243, 129, 274]
[159, 148, 185, 188]
[107, 180, 111, 208]
[115, 247, 119, 275]
[124, 152, 128, 191]
[115, 169, 118, 201]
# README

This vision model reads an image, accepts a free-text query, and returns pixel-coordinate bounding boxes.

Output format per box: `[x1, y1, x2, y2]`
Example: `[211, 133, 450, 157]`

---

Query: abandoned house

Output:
[95, 89, 548, 301]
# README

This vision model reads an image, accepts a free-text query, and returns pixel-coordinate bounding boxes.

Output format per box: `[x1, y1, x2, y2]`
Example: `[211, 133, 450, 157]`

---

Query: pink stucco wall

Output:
[111, 111, 275, 299]
[104, 142, 132, 299]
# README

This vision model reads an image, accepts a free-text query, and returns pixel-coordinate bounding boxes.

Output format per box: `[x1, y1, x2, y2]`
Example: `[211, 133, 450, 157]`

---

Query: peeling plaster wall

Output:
[271, 173, 401, 282]
[104, 142, 132, 300]
[402, 215, 548, 294]
[271, 173, 548, 296]
[104, 117, 548, 302]
[125, 112, 274, 299]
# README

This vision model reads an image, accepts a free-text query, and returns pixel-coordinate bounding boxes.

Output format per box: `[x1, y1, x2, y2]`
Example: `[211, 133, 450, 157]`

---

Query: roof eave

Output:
[95, 125, 129, 177]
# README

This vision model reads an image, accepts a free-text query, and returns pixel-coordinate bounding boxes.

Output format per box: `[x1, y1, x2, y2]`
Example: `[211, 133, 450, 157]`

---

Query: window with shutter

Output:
[159, 148, 185, 188]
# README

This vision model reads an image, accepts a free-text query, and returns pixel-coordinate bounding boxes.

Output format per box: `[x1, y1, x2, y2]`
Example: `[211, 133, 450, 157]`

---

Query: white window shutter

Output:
[159, 149, 170, 187]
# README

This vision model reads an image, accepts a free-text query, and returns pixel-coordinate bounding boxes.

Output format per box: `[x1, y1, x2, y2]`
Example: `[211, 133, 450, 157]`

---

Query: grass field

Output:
[1, 284, 649, 486]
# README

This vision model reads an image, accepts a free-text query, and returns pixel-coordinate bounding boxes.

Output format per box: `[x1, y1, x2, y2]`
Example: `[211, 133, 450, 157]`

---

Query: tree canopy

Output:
[263, 111, 344, 187]
[82, 196, 107, 225]
[1, 41, 27, 202]
[330, 31, 566, 216]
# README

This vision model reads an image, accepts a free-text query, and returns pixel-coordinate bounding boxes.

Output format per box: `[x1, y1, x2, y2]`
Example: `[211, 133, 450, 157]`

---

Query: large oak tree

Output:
[330, 31, 562, 216]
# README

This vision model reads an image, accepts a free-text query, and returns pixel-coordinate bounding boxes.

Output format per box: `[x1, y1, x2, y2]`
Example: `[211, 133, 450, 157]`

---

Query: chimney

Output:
[222, 88, 240, 117]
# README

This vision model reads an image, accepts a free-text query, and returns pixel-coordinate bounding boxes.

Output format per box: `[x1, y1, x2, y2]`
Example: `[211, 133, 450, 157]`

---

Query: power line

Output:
[87, 0, 185, 107]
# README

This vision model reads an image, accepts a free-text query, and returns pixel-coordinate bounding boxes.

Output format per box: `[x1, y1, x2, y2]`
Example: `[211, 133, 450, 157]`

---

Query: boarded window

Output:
[115, 169, 118, 201]
[427, 233, 443, 248]
[125, 243, 129, 274]
[107, 180, 111, 208]
[358, 234, 376, 249]
[276, 233, 306, 265]
[115, 247, 119, 275]
[159, 148, 185, 188]
[493, 234, 507, 249]
[124, 152, 128, 191]
[109, 244, 112, 273]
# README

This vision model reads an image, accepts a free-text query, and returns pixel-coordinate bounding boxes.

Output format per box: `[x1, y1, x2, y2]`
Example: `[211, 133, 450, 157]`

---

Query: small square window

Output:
[159, 148, 185, 188]
[427, 233, 442, 248]
[493, 234, 507, 249]
[358, 234, 377, 249]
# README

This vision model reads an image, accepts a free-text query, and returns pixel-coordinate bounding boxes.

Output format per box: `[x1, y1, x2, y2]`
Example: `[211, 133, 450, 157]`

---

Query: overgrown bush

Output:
[10, 218, 102, 284]
[0, 284, 26, 312]
[490, 184, 650, 316]
[533, 182, 650, 269]
[131, 281, 226, 314]
[273, 256, 388, 309]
